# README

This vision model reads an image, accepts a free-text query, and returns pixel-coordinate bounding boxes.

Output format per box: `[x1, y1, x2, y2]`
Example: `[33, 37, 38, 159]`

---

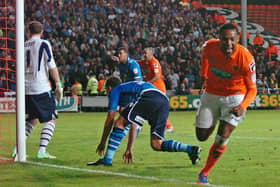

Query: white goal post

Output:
[15, 0, 26, 162]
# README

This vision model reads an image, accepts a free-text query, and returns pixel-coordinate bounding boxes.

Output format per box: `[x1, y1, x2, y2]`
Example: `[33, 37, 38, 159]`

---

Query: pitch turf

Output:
[0, 110, 279, 186]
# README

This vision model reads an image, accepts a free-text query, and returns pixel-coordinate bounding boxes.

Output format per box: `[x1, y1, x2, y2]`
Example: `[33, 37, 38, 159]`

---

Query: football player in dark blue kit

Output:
[92, 46, 143, 164]
[87, 76, 201, 166]
[117, 46, 143, 82]
[113, 46, 143, 108]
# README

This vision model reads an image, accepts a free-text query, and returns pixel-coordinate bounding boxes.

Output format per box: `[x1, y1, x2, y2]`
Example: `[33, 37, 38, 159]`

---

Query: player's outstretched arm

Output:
[96, 111, 116, 156]
[123, 124, 137, 164]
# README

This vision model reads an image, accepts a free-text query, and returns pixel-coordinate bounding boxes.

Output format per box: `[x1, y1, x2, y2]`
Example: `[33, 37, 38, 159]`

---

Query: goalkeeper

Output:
[12, 21, 63, 159]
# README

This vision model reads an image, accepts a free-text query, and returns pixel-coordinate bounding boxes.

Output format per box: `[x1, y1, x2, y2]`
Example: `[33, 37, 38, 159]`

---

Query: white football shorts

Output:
[195, 92, 245, 128]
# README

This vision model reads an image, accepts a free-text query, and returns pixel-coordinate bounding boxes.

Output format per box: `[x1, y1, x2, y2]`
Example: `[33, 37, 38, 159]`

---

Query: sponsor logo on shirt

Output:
[208, 57, 216, 63]
[133, 68, 138, 74]
[211, 67, 232, 78]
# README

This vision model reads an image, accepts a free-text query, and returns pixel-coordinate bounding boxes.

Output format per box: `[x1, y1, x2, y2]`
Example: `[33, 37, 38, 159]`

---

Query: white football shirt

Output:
[24, 36, 57, 94]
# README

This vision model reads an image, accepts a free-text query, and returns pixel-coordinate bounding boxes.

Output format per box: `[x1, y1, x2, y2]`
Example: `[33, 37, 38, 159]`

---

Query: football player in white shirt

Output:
[12, 21, 63, 159]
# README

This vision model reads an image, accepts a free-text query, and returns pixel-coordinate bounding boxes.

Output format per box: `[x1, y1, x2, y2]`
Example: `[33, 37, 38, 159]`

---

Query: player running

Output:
[196, 23, 257, 184]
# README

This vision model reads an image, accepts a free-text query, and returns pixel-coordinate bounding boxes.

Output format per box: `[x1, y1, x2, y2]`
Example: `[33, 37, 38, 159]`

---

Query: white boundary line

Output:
[233, 136, 280, 141]
[182, 134, 280, 141]
[26, 161, 229, 187]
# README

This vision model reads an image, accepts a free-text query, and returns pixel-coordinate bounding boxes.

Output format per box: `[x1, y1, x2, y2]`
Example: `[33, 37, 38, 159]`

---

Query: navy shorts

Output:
[121, 90, 169, 139]
[26, 91, 57, 123]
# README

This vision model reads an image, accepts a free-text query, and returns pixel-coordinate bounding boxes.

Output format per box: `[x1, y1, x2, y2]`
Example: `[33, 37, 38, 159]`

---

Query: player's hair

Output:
[219, 23, 239, 35]
[145, 47, 154, 55]
[117, 46, 128, 53]
[105, 76, 122, 89]
[117, 41, 129, 51]
[28, 21, 43, 34]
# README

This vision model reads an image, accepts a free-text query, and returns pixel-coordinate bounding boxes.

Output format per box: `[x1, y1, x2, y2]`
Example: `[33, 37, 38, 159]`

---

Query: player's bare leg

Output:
[195, 125, 215, 141]
[198, 121, 235, 184]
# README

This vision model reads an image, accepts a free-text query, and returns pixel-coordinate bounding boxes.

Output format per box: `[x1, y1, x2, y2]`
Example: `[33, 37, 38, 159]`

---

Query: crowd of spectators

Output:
[24, 0, 211, 95]
[0, 0, 279, 95]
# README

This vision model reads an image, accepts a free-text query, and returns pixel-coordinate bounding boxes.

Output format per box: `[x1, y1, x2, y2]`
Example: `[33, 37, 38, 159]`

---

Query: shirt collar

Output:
[31, 35, 41, 39]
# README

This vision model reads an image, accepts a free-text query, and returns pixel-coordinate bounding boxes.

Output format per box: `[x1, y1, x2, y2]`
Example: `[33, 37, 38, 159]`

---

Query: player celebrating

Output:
[87, 77, 201, 166]
[138, 47, 174, 132]
[12, 21, 63, 159]
[196, 23, 257, 184]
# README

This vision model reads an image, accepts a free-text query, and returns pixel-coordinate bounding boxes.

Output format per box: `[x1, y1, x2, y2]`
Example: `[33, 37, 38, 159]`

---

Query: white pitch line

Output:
[25, 161, 229, 187]
[182, 134, 280, 141]
[232, 136, 280, 141]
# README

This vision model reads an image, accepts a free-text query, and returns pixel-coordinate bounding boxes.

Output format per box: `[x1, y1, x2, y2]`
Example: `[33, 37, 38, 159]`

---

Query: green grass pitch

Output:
[0, 110, 279, 187]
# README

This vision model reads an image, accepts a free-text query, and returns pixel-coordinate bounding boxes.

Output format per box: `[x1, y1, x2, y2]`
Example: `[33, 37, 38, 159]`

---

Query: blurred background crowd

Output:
[1, 0, 279, 95]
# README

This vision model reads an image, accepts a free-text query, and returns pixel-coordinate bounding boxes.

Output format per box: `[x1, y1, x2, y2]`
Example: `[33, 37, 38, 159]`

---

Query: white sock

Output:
[38, 122, 55, 154]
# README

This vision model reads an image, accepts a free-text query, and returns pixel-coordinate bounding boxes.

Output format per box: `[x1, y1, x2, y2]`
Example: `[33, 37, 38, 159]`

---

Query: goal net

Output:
[0, 0, 25, 162]
[0, 0, 17, 161]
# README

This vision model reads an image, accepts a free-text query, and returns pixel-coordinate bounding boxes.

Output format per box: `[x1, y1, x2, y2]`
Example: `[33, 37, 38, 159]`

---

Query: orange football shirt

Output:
[201, 39, 257, 108]
[253, 36, 264, 45]
[266, 45, 278, 55]
[138, 57, 166, 93]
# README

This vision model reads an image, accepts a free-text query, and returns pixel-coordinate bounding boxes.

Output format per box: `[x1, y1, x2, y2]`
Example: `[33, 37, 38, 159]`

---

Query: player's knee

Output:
[196, 135, 208, 142]
[196, 128, 210, 142]
[115, 122, 124, 129]
[28, 119, 38, 126]
[150, 141, 162, 151]
[114, 116, 128, 129]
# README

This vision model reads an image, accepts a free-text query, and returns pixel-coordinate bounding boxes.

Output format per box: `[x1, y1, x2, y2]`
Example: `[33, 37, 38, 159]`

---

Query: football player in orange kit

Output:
[196, 23, 257, 184]
[138, 47, 174, 132]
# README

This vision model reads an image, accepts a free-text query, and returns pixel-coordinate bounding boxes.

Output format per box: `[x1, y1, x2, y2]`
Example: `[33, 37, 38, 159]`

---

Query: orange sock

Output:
[166, 120, 173, 128]
[200, 142, 227, 176]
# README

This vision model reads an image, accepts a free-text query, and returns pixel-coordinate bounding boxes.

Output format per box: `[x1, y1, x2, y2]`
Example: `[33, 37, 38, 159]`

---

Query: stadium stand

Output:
[17, 0, 279, 95]
[205, 4, 280, 36]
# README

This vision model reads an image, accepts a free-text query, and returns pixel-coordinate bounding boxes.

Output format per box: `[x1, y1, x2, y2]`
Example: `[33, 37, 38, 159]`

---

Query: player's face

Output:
[118, 50, 128, 63]
[143, 49, 152, 61]
[220, 29, 239, 57]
